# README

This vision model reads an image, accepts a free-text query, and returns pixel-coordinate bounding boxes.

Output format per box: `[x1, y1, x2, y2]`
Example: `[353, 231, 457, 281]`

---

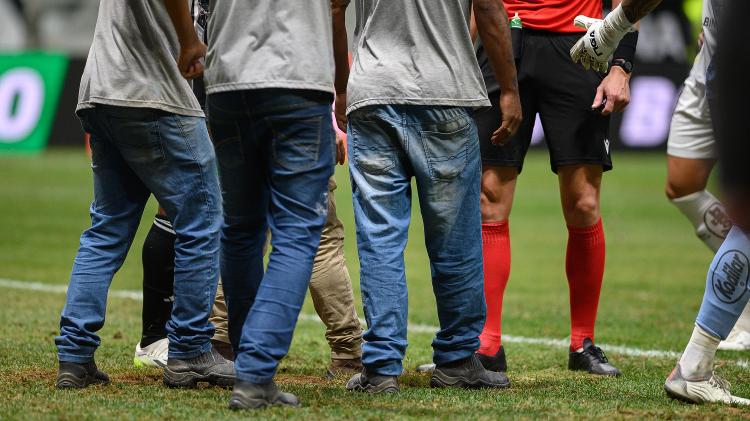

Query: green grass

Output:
[1, 148, 749, 419]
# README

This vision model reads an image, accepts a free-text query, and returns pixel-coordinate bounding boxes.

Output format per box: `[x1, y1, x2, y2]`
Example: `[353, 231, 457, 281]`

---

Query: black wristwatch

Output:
[611, 58, 633, 74]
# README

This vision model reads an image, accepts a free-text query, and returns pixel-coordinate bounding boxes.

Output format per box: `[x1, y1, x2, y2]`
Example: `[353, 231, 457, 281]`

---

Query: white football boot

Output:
[664, 363, 750, 405]
[718, 329, 750, 351]
[133, 338, 169, 368]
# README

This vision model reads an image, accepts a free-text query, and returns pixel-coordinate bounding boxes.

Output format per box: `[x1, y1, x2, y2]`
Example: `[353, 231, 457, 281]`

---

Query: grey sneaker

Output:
[163, 346, 235, 388]
[56, 361, 110, 389]
[430, 355, 510, 389]
[346, 368, 399, 394]
[228, 380, 300, 410]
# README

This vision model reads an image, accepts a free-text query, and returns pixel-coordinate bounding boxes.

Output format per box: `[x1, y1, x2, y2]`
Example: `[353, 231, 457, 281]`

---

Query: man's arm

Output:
[621, 0, 662, 23]
[163, 0, 206, 79]
[331, 0, 350, 163]
[473, 0, 522, 144]
[592, 0, 633, 115]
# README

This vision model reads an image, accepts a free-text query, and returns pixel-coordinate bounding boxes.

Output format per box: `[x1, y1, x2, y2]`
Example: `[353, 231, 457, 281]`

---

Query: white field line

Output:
[2, 277, 748, 366]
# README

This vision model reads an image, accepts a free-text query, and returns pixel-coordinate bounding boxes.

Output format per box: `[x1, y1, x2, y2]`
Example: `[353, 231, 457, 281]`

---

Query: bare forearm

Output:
[332, 1, 350, 94]
[163, 0, 198, 45]
[621, 0, 662, 23]
[474, 0, 517, 93]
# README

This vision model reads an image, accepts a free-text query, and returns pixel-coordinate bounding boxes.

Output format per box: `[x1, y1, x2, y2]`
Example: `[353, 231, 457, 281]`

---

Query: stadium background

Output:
[4, 1, 750, 420]
[0, 0, 701, 154]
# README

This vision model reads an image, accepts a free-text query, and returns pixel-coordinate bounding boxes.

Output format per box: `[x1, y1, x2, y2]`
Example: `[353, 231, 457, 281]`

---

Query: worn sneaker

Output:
[718, 329, 750, 351]
[163, 346, 235, 388]
[211, 339, 235, 361]
[431, 354, 510, 389]
[568, 338, 621, 376]
[477, 346, 507, 373]
[326, 357, 363, 380]
[346, 368, 399, 394]
[134, 338, 169, 368]
[56, 361, 110, 389]
[664, 363, 750, 405]
[228, 380, 300, 409]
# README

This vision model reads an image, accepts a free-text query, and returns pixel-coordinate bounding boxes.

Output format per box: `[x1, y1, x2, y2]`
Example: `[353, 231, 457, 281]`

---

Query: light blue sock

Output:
[696, 226, 750, 339]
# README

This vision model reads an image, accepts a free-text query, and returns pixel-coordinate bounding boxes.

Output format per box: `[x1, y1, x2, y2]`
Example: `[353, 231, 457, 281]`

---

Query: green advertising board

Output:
[0, 52, 68, 154]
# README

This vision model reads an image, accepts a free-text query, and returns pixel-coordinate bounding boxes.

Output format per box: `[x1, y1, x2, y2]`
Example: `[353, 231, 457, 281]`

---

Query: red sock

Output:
[478, 221, 511, 356]
[566, 218, 606, 351]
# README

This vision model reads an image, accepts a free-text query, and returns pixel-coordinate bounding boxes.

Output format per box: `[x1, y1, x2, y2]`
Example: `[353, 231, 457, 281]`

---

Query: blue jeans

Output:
[347, 105, 485, 376]
[207, 89, 334, 384]
[56, 105, 222, 362]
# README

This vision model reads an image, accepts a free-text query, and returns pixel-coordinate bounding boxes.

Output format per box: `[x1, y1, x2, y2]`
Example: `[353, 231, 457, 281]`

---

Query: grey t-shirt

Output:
[346, 0, 489, 114]
[205, 0, 335, 96]
[77, 0, 204, 117]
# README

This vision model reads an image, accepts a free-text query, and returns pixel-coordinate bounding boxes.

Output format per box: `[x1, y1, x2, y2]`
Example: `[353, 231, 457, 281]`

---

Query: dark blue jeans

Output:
[207, 89, 335, 383]
[347, 104, 485, 376]
[56, 106, 222, 362]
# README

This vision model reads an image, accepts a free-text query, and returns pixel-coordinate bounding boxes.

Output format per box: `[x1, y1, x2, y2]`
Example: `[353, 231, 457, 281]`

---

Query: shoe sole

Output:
[430, 371, 510, 389]
[568, 365, 621, 377]
[56, 373, 110, 389]
[346, 380, 399, 394]
[134, 355, 165, 369]
[163, 368, 235, 388]
[228, 397, 301, 410]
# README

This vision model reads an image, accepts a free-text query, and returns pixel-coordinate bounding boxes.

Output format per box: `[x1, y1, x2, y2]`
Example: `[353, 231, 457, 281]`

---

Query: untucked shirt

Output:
[77, 0, 204, 117]
[205, 0, 335, 96]
[347, 0, 489, 114]
[503, 0, 602, 33]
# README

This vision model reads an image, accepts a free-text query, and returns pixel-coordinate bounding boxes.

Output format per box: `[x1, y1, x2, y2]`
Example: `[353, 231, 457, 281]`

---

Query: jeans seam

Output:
[172, 115, 216, 349]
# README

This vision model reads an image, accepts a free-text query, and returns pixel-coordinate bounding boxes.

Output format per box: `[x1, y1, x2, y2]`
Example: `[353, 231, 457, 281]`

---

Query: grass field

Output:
[1, 148, 750, 420]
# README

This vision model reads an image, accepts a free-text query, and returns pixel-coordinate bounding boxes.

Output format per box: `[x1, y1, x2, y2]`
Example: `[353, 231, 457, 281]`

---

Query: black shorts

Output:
[476, 30, 612, 174]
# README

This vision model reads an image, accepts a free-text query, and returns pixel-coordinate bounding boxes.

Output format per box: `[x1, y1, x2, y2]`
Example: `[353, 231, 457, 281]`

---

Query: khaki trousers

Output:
[210, 177, 363, 360]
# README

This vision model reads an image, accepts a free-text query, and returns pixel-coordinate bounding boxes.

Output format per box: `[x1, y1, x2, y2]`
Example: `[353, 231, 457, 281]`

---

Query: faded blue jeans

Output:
[207, 89, 334, 384]
[56, 105, 222, 362]
[347, 105, 485, 376]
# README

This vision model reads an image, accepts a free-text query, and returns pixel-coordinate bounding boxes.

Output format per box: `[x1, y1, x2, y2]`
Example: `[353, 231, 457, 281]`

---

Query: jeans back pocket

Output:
[420, 120, 472, 181]
[269, 116, 323, 172]
[350, 117, 398, 175]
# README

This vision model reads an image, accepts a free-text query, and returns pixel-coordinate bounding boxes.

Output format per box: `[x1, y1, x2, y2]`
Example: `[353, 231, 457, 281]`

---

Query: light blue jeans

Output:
[347, 104, 485, 376]
[56, 106, 222, 362]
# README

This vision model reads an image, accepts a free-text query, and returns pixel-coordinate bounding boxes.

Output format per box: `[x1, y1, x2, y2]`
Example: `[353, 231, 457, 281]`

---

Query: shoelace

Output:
[587, 345, 609, 363]
[708, 373, 731, 392]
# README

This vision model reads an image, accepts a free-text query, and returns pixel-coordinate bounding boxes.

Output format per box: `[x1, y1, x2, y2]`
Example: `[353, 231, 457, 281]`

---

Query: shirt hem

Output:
[346, 97, 490, 115]
[206, 81, 334, 96]
[76, 98, 205, 118]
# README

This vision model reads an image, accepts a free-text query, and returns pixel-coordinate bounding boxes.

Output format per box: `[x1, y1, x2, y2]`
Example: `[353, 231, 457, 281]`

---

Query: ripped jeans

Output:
[347, 105, 485, 376]
[207, 89, 335, 383]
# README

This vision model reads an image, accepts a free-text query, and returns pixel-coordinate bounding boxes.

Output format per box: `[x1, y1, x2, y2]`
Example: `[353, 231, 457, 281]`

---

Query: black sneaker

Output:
[56, 360, 110, 389]
[430, 354, 510, 389]
[163, 346, 235, 388]
[346, 368, 399, 394]
[568, 338, 621, 376]
[476, 346, 507, 372]
[228, 380, 300, 409]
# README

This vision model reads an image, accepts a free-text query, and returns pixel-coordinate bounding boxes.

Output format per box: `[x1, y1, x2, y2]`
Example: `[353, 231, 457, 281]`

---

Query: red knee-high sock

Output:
[479, 221, 511, 356]
[567, 218, 606, 351]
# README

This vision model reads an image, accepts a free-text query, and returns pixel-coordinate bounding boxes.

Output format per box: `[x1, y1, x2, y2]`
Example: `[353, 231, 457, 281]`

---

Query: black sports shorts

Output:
[476, 29, 612, 174]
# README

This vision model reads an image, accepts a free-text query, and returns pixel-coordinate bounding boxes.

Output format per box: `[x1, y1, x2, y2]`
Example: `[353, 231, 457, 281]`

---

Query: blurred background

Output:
[0, 0, 704, 154]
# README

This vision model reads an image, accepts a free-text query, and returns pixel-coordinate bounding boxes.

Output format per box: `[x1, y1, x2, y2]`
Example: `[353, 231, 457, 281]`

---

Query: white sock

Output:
[679, 324, 720, 380]
[671, 190, 729, 252]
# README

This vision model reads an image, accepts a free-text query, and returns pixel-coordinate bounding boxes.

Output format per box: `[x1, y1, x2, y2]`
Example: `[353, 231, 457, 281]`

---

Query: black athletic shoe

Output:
[346, 368, 399, 394]
[228, 380, 300, 410]
[56, 361, 110, 389]
[431, 354, 510, 389]
[476, 346, 507, 373]
[568, 338, 621, 377]
[163, 346, 235, 388]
